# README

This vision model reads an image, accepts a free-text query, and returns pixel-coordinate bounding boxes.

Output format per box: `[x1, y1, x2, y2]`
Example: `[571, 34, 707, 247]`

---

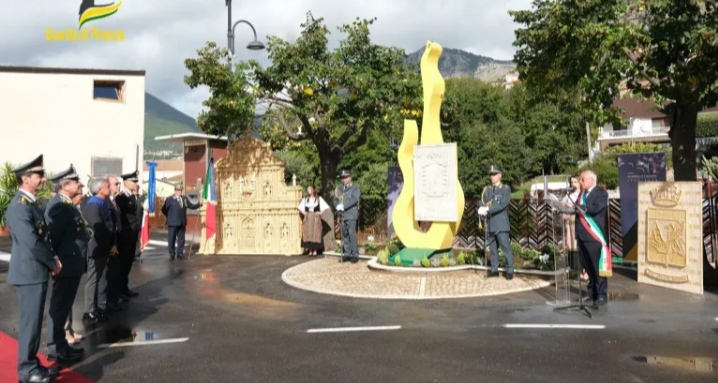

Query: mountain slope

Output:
[405, 46, 516, 82]
[144, 93, 201, 156]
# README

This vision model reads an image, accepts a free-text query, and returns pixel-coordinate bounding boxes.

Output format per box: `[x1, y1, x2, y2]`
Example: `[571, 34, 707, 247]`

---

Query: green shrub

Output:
[440, 254, 450, 267]
[377, 249, 390, 264]
[510, 241, 522, 256]
[697, 113, 718, 138]
[421, 257, 431, 267]
[393, 255, 402, 266]
[457, 252, 467, 265]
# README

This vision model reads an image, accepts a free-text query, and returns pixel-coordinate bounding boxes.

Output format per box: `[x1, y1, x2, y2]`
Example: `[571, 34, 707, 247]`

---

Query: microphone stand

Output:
[553, 190, 592, 318]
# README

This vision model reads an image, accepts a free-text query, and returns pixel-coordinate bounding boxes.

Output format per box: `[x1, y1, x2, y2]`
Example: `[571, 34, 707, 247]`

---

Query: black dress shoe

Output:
[596, 297, 607, 306]
[350, 257, 359, 264]
[125, 289, 139, 297]
[83, 311, 108, 322]
[169, 255, 175, 261]
[19, 372, 50, 383]
[47, 348, 83, 362]
[505, 273, 514, 280]
[338, 257, 349, 263]
[486, 271, 499, 278]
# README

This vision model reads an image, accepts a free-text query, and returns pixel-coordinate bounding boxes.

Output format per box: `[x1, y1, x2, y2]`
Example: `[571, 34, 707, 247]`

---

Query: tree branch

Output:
[622, 47, 661, 87]
[274, 109, 304, 141]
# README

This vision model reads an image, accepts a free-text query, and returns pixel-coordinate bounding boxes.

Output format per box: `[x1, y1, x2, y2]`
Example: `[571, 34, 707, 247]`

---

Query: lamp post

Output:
[225, 0, 265, 60]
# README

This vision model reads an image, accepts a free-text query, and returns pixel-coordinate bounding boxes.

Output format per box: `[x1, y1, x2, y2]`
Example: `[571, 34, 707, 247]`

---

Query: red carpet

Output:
[0, 331, 96, 382]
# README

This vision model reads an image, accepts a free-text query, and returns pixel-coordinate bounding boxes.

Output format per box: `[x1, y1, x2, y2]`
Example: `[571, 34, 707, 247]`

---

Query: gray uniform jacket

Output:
[334, 183, 361, 220]
[7, 192, 56, 285]
[44, 194, 90, 278]
[480, 183, 511, 233]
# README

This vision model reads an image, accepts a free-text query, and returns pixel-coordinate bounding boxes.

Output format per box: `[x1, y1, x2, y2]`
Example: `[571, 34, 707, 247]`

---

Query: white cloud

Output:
[0, 0, 533, 120]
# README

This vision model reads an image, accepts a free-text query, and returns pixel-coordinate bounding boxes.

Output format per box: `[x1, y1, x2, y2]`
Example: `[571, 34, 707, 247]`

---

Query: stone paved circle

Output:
[281, 258, 551, 300]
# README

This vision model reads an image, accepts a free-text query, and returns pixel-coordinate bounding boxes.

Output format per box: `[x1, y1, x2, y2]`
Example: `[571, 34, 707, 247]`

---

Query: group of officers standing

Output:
[6, 154, 143, 383]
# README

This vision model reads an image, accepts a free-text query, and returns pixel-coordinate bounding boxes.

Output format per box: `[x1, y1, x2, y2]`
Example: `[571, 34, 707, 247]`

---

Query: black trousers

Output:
[102, 256, 121, 305]
[578, 239, 608, 300]
[15, 282, 48, 379]
[168, 225, 186, 257]
[46, 277, 81, 354]
[85, 256, 107, 313]
[118, 230, 138, 294]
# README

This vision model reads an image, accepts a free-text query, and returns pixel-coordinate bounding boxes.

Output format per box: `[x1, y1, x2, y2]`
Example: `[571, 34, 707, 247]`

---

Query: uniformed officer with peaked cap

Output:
[115, 170, 141, 297]
[44, 164, 88, 362]
[333, 170, 361, 263]
[478, 165, 514, 280]
[7, 154, 62, 383]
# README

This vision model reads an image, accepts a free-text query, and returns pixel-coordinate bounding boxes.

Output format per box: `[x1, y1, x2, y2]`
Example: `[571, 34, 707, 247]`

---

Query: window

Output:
[93, 80, 125, 102]
[92, 157, 123, 177]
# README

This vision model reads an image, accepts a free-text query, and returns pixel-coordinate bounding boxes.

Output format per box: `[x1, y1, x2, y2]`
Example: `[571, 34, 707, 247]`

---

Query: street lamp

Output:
[225, 0, 265, 57]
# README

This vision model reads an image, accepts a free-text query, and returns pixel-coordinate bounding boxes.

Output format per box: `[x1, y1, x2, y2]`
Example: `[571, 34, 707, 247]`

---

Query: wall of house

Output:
[0, 71, 145, 185]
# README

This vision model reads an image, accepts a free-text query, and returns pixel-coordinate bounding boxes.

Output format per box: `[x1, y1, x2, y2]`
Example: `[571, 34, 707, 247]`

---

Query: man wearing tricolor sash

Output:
[573, 171, 611, 307]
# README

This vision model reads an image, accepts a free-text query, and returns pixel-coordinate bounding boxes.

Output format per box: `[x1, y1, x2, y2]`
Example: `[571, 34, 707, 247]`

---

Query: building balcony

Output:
[596, 126, 670, 151]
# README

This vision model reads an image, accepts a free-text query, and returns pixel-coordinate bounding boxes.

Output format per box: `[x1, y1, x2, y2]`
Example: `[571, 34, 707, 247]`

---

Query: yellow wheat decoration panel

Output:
[392, 41, 465, 250]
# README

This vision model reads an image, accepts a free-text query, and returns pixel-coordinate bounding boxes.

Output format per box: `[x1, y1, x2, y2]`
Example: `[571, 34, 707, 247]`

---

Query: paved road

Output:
[0, 234, 717, 382]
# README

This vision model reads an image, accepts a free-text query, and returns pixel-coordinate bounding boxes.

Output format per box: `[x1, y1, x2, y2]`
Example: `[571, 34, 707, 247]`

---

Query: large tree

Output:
[510, 0, 718, 180]
[185, 13, 421, 198]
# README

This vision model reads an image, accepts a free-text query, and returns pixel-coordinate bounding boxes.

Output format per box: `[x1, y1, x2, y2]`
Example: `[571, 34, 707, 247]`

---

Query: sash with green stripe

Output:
[577, 190, 612, 277]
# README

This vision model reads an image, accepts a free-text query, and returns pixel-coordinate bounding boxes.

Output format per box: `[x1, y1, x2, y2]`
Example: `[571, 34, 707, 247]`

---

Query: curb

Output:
[280, 260, 552, 300]
[366, 258, 563, 277]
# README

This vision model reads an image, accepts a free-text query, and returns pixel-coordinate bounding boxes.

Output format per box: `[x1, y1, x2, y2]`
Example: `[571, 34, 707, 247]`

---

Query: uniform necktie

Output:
[177, 195, 183, 208]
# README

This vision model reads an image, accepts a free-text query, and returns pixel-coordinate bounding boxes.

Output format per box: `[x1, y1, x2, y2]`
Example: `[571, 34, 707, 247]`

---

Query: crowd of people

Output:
[6, 154, 144, 383]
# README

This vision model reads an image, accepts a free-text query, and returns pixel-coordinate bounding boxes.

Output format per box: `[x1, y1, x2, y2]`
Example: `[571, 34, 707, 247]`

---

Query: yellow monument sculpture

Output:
[390, 41, 465, 263]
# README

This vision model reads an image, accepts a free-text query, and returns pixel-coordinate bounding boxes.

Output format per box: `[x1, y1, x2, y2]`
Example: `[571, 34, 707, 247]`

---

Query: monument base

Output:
[389, 247, 453, 266]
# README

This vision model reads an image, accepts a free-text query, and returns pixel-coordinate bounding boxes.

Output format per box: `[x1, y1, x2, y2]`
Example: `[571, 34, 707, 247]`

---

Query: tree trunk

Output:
[317, 148, 340, 206]
[670, 100, 699, 181]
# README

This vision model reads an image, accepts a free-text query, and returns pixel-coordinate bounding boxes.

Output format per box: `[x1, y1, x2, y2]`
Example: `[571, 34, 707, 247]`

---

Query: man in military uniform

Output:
[115, 171, 141, 297]
[478, 165, 514, 280]
[161, 183, 201, 260]
[7, 154, 62, 383]
[44, 165, 87, 362]
[333, 170, 361, 263]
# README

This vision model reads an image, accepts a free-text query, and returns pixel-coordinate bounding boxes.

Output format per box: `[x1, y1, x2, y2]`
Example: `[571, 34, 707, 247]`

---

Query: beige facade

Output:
[0, 66, 145, 184]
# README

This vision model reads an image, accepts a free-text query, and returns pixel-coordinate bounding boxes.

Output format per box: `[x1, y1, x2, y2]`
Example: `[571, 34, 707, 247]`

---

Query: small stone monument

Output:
[637, 181, 703, 295]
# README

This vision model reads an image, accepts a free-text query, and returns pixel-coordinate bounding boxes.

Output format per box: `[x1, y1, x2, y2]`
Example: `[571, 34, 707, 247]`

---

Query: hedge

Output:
[697, 113, 718, 138]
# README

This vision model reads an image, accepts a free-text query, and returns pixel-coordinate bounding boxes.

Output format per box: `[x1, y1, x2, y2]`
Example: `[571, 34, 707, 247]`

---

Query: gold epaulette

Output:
[19, 195, 32, 205]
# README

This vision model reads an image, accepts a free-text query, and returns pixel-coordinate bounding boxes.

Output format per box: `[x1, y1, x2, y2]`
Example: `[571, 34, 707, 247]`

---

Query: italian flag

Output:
[140, 198, 150, 250]
[202, 157, 217, 240]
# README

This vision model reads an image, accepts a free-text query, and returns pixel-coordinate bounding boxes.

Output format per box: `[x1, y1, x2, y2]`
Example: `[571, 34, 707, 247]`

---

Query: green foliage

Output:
[511, 1, 718, 181]
[0, 163, 18, 228]
[377, 249, 390, 264]
[393, 255, 402, 266]
[386, 235, 403, 255]
[697, 113, 718, 138]
[440, 254, 450, 267]
[701, 155, 718, 180]
[421, 257, 431, 267]
[456, 251, 466, 265]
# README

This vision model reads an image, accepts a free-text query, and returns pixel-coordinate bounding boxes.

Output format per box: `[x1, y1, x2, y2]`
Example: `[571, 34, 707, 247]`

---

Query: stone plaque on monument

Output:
[637, 181, 703, 295]
[413, 143, 458, 222]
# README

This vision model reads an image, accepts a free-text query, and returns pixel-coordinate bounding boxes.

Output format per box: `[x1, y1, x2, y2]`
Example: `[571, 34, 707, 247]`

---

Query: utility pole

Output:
[585, 122, 593, 164]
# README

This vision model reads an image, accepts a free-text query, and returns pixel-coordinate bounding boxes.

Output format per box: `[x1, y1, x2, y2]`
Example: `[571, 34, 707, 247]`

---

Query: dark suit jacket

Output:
[575, 186, 609, 243]
[479, 183, 511, 233]
[82, 196, 115, 259]
[7, 191, 56, 285]
[44, 194, 89, 277]
[162, 195, 200, 227]
[115, 191, 141, 234]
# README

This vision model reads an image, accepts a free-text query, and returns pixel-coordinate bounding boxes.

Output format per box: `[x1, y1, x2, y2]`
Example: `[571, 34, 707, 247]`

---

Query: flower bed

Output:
[375, 235, 557, 272]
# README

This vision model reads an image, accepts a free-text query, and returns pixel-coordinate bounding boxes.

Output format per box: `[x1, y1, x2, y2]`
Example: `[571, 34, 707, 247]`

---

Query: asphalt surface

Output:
[1, 232, 717, 383]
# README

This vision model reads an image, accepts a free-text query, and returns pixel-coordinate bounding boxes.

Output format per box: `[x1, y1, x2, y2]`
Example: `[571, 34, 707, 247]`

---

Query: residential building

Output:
[595, 99, 671, 152]
[0, 66, 145, 183]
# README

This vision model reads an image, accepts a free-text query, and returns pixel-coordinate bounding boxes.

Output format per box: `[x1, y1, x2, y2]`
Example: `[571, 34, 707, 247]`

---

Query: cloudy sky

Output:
[0, 0, 532, 120]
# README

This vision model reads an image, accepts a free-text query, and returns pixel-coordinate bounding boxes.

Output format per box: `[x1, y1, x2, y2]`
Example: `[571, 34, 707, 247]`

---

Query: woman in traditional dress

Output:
[298, 186, 330, 256]
[562, 176, 588, 280]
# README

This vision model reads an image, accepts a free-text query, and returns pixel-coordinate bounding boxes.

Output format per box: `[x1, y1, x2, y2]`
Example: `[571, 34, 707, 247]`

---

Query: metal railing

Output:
[600, 126, 670, 139]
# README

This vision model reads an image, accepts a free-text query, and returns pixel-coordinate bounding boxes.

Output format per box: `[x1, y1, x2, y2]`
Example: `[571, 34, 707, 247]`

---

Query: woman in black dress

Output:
[297, 186, 330, 256]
